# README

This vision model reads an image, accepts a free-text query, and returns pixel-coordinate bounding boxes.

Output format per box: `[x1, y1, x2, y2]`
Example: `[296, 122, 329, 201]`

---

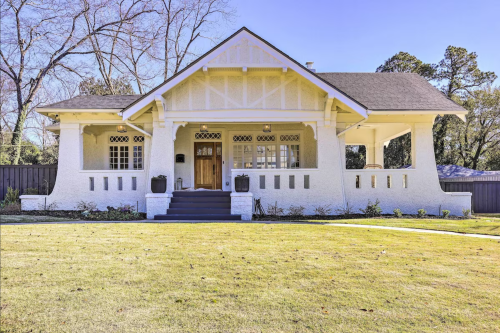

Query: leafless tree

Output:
[159, 0, 235, 80]
[0, 0, 154, 164]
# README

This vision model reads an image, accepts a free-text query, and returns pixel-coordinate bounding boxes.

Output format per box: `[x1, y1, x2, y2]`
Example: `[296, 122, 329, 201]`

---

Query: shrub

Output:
[462, 208, 471, 218]
[0, 202, 21, 213]
[23, 187, 39, 195]
[417, 209, 427, 218]
[5, 187, 19, 204]
[335, 202, 355, 217]
[442, 210, 450, 218]
[360, 199, 382, 217]
[393, 208, 403, 218]
[75, 201, 97, 212]
[288, 205, 305, 217]
[267, 202, 284, 216]
[314, 205, 332, 216]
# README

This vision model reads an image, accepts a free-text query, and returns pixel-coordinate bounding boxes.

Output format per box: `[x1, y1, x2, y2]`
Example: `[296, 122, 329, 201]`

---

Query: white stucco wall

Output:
[34, 123, 147, 212]
[342, 123, 471, 216]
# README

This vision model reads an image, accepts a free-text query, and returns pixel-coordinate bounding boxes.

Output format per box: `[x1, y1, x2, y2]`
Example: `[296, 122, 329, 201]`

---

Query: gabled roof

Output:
[316, 73, 466, 111]
[39, 94, 142, 109]
[120, 27, 369, 120]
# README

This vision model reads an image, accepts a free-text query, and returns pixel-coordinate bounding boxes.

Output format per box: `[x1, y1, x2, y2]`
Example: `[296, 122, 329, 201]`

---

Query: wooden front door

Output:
[194, 142, 222, 189]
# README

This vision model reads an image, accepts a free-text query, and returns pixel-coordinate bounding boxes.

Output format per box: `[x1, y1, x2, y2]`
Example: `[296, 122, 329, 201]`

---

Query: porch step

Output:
[154, 214, 241, 221]
[172, 191, 231, 197]
[154, 190, 241, 221]
[171, 197, 231, 203]
[167, 208, 231, 214]
[169, 202, 231, 208]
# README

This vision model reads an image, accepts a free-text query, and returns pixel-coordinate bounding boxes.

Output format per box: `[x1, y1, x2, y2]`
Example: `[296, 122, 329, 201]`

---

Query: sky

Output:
[226, 0, 500, 78]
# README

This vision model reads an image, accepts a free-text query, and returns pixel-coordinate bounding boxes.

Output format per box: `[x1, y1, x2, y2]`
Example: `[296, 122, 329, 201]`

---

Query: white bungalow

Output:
[22, 27, 471, 220]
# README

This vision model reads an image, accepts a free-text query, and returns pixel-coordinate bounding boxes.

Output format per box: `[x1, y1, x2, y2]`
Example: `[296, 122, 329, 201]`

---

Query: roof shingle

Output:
[316, 72, 465, 111]
[39, 94, 143, 109]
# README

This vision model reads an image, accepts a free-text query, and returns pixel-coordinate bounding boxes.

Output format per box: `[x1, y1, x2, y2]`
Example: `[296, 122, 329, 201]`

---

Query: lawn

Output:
[1, 223, 499, 332]
[307, 216, 500, 236]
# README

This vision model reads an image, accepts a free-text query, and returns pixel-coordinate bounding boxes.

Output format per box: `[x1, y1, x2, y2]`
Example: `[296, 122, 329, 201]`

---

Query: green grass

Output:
[307, 216, 500, 236]
[0, 215, 77, 223]
[1, 223, 499, 332]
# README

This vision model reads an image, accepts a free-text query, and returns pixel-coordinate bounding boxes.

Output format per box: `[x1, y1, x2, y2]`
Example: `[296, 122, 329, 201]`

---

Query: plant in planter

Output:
[151, 175, 167, 193]
[234, 174, 250, 192]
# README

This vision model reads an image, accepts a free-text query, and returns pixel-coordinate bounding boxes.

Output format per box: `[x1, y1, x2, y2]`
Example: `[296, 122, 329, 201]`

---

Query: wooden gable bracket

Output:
[324, 94, 334, 127]
[154, 95, 167, 124]
[80, 124, 97, 143]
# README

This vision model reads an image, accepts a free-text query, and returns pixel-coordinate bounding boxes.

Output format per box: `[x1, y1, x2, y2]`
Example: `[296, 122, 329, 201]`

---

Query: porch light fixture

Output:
[200, 124, 208, 132]
[116, 125, 127, 133]
[263, 124, 272, 133]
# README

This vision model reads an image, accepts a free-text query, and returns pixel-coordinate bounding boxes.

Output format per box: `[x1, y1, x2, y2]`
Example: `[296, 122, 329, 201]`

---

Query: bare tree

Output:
[159, 0, 235, 80]
[0, 0, 154, 164]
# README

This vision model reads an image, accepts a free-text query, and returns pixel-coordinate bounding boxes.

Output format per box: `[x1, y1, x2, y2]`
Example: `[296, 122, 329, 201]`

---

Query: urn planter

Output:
[151, 176, 167, 193]
[234, 174, 250, 192]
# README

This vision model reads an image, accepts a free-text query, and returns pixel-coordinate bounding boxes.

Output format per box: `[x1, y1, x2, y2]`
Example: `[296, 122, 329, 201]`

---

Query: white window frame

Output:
[108, 134, 144, 170]
[229, 130, 303, 170]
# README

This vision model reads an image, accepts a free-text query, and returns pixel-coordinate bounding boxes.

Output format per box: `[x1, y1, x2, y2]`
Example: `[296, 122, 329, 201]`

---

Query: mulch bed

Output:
[0, 210, 146, 221]
[252, 214, 471, 221]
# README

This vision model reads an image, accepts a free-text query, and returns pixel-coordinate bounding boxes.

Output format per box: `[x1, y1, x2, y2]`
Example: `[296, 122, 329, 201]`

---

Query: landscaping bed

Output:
[253, 213, 471, 221]
[0, 209, 146, 221]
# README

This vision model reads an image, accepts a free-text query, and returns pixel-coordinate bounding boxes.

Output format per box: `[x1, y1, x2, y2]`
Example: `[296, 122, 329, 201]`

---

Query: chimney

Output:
[305, 61, 316, 73]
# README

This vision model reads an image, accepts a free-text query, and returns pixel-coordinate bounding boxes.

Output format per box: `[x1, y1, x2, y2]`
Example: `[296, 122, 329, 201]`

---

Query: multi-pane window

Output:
[256, 145, 277, 169]
[109, 146, 119, 169]
[232, 132, 301, 169]
[233, 144, 253, 169]
[133, 146, 143, 170]
[109, 135, 143, 170]
[280, 144, 300, 169]
[119, 146, 129, 169]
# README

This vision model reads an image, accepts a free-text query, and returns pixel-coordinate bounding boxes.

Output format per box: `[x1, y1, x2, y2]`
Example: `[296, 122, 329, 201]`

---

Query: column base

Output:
[146, 193, 172, 219]
[231, 192, 253, 221]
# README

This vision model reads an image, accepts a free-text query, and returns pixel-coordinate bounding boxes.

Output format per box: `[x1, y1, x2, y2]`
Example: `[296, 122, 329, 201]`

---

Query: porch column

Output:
[317, 123, 345, 210]
[411, 122, 438, 175]
[374, 142, 384, 166]
[365, 143, 375, 165]
[149, 120, 175, 194]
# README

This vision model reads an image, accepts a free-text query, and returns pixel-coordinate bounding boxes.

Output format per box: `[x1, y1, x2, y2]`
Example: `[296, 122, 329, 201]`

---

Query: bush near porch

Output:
[1, 223, 499, 332]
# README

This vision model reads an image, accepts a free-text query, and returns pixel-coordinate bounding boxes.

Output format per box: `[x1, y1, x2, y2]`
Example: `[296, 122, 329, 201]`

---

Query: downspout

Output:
[336, 112, 371, 210]
[124, 120, 152, 137]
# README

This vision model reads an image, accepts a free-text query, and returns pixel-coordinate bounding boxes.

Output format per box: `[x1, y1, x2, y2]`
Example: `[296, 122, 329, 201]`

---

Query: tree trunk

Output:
[10, 103, 30, 165]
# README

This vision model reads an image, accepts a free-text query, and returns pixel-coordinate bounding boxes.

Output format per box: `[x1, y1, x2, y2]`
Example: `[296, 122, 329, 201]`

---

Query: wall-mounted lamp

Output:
[263, 124, 272, 133]
[116, 125, 127, 133]
[200, 124, 208, 132]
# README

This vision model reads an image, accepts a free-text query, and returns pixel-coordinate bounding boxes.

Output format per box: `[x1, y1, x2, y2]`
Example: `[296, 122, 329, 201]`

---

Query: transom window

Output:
[232, 132, 301, 169]
[195, 132, 222, 140]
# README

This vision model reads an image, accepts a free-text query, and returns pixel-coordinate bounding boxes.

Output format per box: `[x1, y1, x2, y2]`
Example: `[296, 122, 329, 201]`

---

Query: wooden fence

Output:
[0, 165, 58, 200]
[441, 181, 500, 213]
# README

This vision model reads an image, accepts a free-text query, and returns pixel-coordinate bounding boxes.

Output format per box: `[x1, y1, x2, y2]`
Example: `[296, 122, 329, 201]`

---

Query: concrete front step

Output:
[167, 208, 231, 214]
[169, 202, 231, 208]
[154, 214, 241, 221]
[170, 197, 231, 203]
[173, 191, 231, 197]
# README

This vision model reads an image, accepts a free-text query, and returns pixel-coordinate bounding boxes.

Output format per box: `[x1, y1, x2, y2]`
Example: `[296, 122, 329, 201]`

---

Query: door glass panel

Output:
[197, 143, 214, 156]
[216, 143, 222, 156]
